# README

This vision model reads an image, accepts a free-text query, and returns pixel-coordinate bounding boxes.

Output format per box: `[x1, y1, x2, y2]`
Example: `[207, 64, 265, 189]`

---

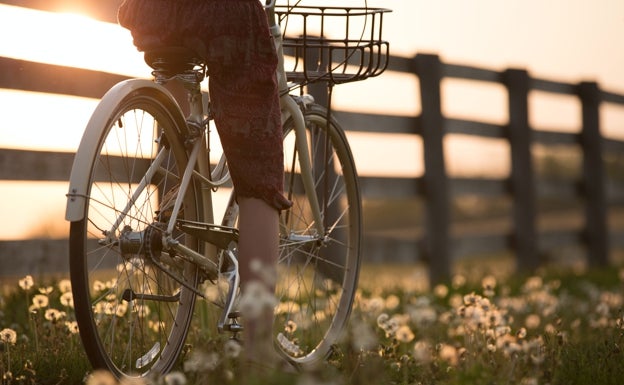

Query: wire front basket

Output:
[275, 5, 391, 86]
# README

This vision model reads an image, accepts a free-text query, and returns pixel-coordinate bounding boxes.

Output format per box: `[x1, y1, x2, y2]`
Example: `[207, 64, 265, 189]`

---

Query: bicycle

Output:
[65, 0, 389, 379]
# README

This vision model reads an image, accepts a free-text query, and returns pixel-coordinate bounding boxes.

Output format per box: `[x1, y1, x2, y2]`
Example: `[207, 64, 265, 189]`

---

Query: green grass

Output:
[2, 263, 624, 384]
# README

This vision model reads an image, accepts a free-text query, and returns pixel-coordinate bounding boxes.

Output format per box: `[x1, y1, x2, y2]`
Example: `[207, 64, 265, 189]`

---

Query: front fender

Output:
[65, 79, 182, 222]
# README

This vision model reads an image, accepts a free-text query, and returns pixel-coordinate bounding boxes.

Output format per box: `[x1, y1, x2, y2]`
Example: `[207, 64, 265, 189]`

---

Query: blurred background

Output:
[1, 0, 623, 281]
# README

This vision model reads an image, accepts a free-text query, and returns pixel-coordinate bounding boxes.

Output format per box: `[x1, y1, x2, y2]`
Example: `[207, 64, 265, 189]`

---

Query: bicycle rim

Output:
[69, 88, 201, 378]
[276, 103, 362, 367]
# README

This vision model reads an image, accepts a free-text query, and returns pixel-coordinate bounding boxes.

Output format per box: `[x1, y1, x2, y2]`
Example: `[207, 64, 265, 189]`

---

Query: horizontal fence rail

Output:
[1, 1, 624, 282]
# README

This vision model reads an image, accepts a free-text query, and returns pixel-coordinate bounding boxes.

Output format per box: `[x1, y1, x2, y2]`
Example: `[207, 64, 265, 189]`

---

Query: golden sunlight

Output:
[0, 4, 148, 77]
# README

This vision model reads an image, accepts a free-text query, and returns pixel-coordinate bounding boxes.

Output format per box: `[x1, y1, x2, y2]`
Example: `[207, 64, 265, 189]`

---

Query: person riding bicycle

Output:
[118, 0, 292, 372]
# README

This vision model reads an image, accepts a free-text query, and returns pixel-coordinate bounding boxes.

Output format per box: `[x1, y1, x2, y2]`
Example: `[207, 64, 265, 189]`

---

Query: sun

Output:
[0, 4, 149, 77]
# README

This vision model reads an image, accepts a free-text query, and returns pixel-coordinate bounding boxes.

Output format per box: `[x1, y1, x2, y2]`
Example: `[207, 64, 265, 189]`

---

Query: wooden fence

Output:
[1, 1, 624, 282]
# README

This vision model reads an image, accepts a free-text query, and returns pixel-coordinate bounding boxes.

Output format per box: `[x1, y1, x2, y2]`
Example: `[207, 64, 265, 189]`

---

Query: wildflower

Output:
[58, 279, 72, 293]
[413, 340, 432, 364]
[437, 343, 458, 366]
[360, 296, 385, 314]
[238, 280, 278, 319]
[38, 286, 53, 295]
[223, 339, 242, 359]
[284, 319, 297, 334]
[0, 328, 17, 345]
[119, 376, 147, 385]
[183, 351, 220, 372]
[482, 275, 497, 296]
[396, 325, 415, 343]
[452, 274, 466, 289]
[85, 369, 117, 385]
[523, 276, 543, 292]
[18, 275, 34, 291]
[385, 294, 400, 310]
[463, 292, 478, 306]
[93, 280, 106, 292]
[31, 294, 49, 309]
[65, 321, 80, 334]
[350, 319, 377, 350]
[525, 314, 541, 329]
[249, 258, 277, 286]
[44, 308, 66, 322]
[434, 284, 449, 298]
[410, 305, 437, 328]
[516, 327, 527, 339]
[60, 291, 74, 308]
[164, 371, 187, 385]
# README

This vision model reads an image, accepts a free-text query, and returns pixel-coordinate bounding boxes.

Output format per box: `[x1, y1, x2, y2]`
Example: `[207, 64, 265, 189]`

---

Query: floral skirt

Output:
[118, 0, 291, 210]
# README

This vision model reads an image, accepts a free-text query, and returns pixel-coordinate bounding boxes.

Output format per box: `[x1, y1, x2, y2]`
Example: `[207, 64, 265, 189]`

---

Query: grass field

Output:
[2, 261, 624, 385]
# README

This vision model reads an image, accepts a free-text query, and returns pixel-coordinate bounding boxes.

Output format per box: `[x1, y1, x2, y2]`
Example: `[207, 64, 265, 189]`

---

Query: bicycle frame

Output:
[65, 0, 326, 333]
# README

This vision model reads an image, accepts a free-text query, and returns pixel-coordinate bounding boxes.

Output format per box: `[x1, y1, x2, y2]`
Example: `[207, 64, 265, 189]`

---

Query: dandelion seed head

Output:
[516, 327, 527, 339]
[32, 294, 49, 309]
[285, 319, 298, 334]
[238, 280, 278, 319]
[481, 275, 497, 291]
[18, 275, 34, 291]
[38, 286, 53, 295]
[385, 294, 400, 310]
[413, 340, 432, 364]
[452, 274, 466, 289]
[59, 291, 74, 308]
[65, 321, 79, 334]
[438, 343, 458, 366]
[223, 339, 242, 359]
[58, 279, 72, 293]
[434, 284, 449, 298]
[164, 371, 187, 385]
[0, 328, 17, 345]
[350, 319, 377, 350]
[85, 370, 117, 385]
[396, 325, 415, 343]
[525, 314, 541, 329]
[44, 308, 66, 322]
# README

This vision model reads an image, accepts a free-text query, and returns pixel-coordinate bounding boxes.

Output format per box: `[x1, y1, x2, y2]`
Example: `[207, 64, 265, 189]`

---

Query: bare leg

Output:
[237, 197, 279, 365]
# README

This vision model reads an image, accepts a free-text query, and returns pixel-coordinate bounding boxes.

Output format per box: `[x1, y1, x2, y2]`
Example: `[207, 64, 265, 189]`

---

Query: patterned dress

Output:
[118, 0, 291, 210]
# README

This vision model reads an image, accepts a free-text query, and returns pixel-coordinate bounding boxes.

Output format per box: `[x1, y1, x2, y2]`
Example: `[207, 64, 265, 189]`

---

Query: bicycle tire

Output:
[275, 103, 362, 367]
[68, 83, 202, 378]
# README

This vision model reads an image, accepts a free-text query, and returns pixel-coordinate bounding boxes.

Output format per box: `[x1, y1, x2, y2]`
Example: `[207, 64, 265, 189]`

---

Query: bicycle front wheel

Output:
[276, 103, 362, 367]
[68, 83, 202, 378]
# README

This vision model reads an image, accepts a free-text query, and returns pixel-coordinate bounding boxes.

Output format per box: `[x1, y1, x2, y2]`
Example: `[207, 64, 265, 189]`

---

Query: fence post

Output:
[413, 54, 451, 283]
[578, 81, 609, 267]
[504, 69, 539, 272]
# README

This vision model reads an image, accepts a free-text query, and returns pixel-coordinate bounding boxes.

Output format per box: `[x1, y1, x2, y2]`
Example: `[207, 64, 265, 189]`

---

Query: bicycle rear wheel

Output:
[68, 83, 202, 378]
[276, 103, 362, 367]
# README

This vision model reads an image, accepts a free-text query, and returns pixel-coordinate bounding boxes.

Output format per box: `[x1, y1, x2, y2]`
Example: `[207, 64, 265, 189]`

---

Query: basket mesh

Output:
[275, 5, 391, 85]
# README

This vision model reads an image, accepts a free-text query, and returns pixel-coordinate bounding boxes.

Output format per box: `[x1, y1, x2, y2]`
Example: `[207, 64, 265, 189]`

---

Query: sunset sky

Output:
[0, 1, 623, 239]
